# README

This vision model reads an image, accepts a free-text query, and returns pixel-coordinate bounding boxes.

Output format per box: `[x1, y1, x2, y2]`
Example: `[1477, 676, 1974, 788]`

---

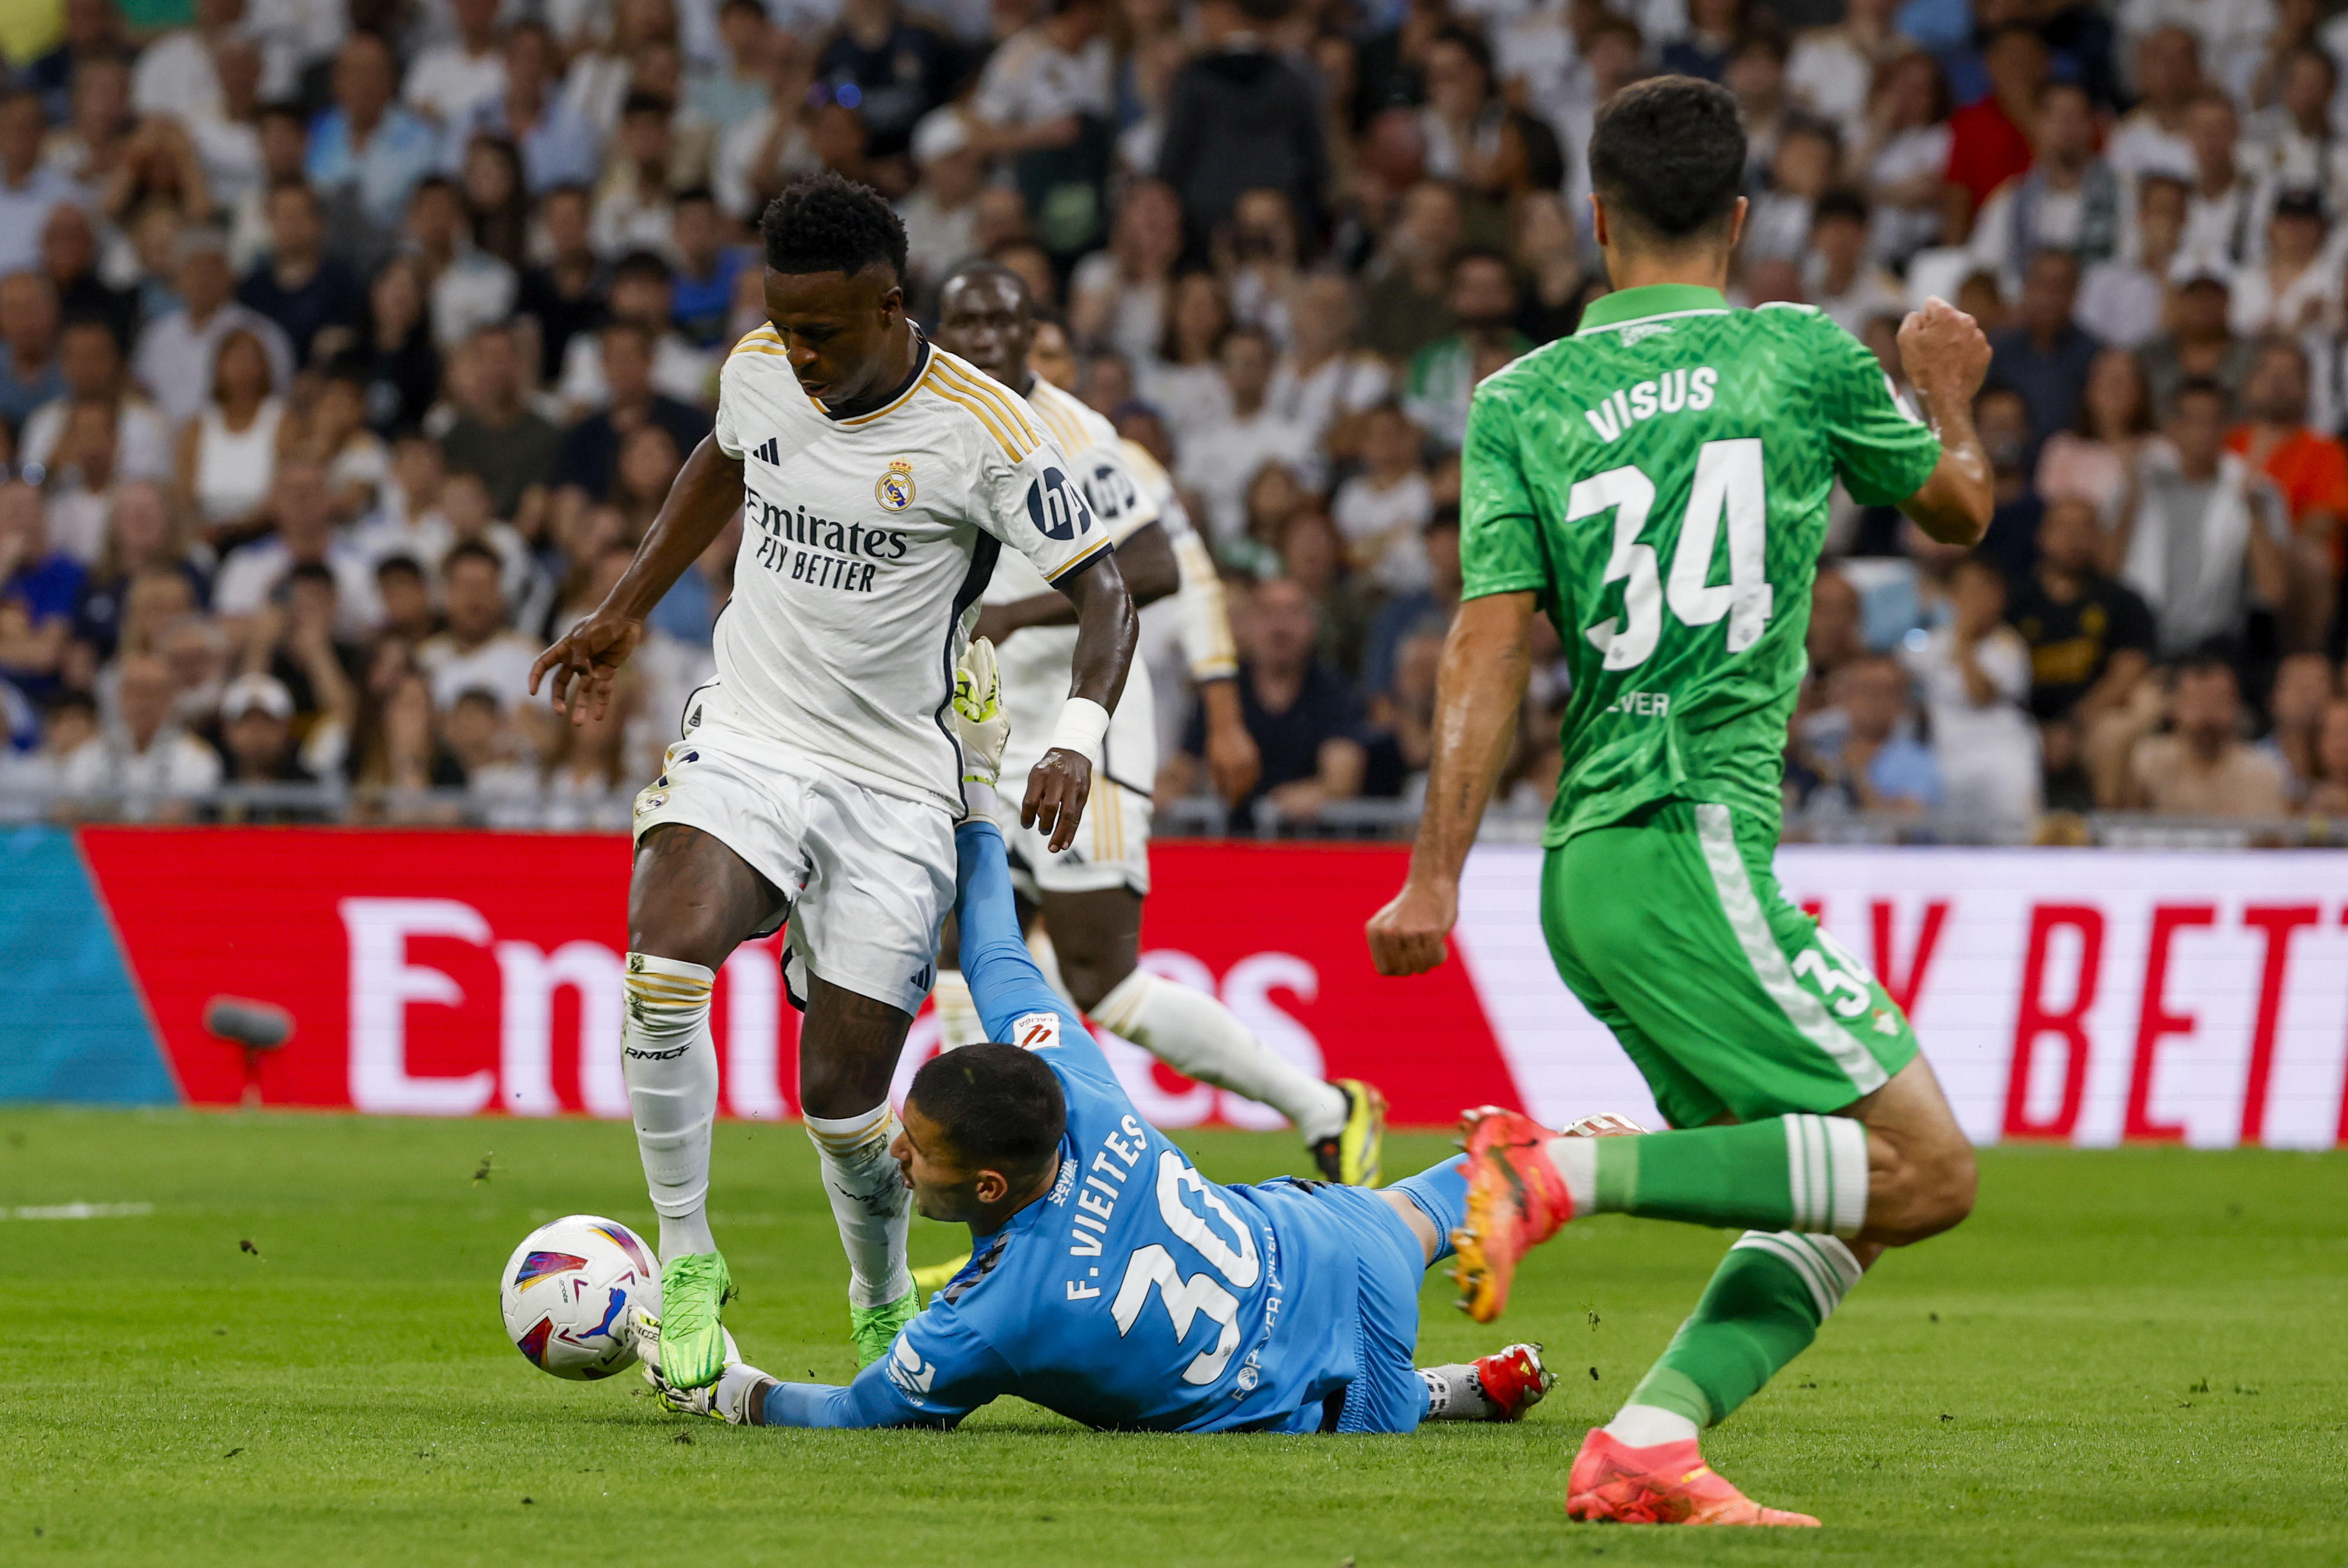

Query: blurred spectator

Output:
[1987, 249, 2100, 456]
[22, 316, 174, 483]
[403, 0, 508, 131]
[556, 251, 713, 412]
[2036, 346, 2157, 526]
[1745, 114, 1839, 264]
[1332, 401, 1433, 593]
[2078, 174, 2189, 350]
[1787, 0, 1901, 137]
[2230, 188, 2335, 337]
[1800, 566, 1867, 722]
[691, 0, 777, 138]
[1402, 249, 1527, 452]
[2304, 693, 2348, 813]
[1509, 190, 1585, 344]
[1662, 0, 1743, 82]
[1156, 0, 1325, 252]
[177, 327, 285, 532]
[593, 91, 686, 259]
[2259, 650, 2336, 802]
[2121, 379, 2294, 659]
[43, 398, 127, 563]
[1855, 49, 1952, 269]
[133, 227, 294, 426]
[2108, 25, 2199, 180]
[306, 31, 441, 239]
[56, 649, 222, 812]
[1794, 651, 1944, 813]
[128, 0, 235, 124]
[551, 322, 712, 513]
[460, 136, 531, 274]
[1275, 508, 1375, 674]
[1270, 271, 1390, 460]
[1179, 574, 1365, 817]
[370, 553, 436, 644]
[2227, 336, 2345, 651]
[1178, 325, 1313, 543]
[0, 270, 66, 427]
[2124, 657, 2288, 816]
[356, 253, 441, 437]
[967, 0, 1113, 262]
[449, 22, 602, 195]
[1361, 180, 1460, 362]
[211, 461, 370, 623]
[711, 31, 818, 222]
[407, 175, 516, 349]
[1141, 269, 1232, 444]
[1971, 385, 2043, 586]
[2245, 48, 2344, 211]
[898, 109, 987, 309]
[2177, 87, 2255, 269]
[212, 670, 328, 814]
[1902, 553, 2041, 822]
[41, 203, 138, 357]
[2138, 262, 2256, 417]
[70, 481, 203, 664]
[1944, 25, 2048, 236]
[815, 0, 958, 161]
[1965, 83, 2118, 294]
[45, 46, 133, 192]
[669, 190, 750, 350]
[1361, 509, 1460, 703]
[0, 90, 81, 279]
[1069, 178, 1181, 366]
[416, 539, 544, 734]
[0, 480, 83, 697]
[238, 180, 366, 364]
[439, 322, 559, 528]
[2009, 496, 2155, 809]
[561, 0, 680, 140]
[289, 361, 391, 521]
[224, 101, 309, 271]
[349, 661, 464, 796]
[1806, 190, 1902, 336]
[514, 185, 606, 384]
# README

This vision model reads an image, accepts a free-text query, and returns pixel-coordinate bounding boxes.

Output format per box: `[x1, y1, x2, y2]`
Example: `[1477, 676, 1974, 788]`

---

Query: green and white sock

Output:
[1546, 1113, 1869, 1237]
[1620, 1231, 1867, 1430]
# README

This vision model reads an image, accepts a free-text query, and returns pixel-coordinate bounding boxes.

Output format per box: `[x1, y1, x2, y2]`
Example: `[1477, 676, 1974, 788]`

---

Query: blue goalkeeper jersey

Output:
[761, 820, 1404, 1433]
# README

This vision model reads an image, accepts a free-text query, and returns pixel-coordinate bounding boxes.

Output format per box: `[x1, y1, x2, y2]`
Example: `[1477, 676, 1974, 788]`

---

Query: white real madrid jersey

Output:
[981, 377, 1162, 786]
[711, 328, 1106, 811]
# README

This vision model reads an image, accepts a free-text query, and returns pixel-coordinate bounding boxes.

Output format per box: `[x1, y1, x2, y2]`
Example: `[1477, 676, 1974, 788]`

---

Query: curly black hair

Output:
[760, 171, 909, 282]
[1588, 75, 1747, 247]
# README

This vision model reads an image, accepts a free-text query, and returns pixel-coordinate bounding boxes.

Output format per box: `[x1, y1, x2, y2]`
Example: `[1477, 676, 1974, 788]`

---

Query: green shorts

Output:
[1541, 800, 1918, 1130]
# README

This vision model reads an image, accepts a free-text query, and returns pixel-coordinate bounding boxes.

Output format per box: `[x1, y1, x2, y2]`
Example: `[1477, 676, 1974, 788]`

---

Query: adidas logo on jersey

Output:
[753, 437, 781, 464]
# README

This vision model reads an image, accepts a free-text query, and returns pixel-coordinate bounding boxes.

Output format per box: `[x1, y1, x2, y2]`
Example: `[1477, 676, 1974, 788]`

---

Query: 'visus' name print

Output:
[1584, 367, 1719, 443]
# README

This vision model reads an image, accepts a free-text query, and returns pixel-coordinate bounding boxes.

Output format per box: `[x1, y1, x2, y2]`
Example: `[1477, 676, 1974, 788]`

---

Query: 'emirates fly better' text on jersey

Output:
[1460, 285, 1944, 846]
[712, 328, 1106, 810]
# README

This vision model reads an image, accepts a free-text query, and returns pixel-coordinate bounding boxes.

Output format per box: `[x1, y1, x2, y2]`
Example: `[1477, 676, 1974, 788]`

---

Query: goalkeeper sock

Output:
[1418, 1364, 1500, 1422]
[1089, 969, 1349, 1144]
[1543, 1114, 1870, 1238]
[804, 1103, 913, 1310]
[1617, 1231, 1867, 1430]
[621, 954, 719, 1261]
[930, 969, 989, 1049]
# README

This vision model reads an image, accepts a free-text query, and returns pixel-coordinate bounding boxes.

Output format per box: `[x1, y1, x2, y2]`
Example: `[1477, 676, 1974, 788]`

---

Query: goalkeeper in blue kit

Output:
[636, 642, 1610, 1434]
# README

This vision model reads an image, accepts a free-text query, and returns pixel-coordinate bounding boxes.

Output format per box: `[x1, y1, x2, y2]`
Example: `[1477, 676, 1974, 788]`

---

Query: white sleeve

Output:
[1068, 434, 1160, 543]
[711, 344, 754, 459]
[1124, 440, 1237, 682]
[974, 421, 1109, 585]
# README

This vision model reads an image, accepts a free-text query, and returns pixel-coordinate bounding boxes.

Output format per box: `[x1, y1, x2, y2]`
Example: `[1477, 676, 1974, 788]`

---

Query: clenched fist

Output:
[1897, 296, 1992, 413]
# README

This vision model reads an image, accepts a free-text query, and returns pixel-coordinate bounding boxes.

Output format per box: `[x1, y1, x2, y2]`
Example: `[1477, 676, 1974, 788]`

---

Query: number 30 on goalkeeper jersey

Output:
[711, 328, 1107, 812]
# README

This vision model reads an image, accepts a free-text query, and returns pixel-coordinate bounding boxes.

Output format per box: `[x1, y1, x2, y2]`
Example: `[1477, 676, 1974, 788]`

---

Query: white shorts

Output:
[633, 698, 954, 1018]
[994, 775, 1152, 900]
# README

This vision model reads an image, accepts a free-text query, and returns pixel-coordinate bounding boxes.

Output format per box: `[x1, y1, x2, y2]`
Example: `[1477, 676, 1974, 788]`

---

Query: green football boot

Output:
[850, 1286, 921, 1367]
[655, 1251, 733, 1390]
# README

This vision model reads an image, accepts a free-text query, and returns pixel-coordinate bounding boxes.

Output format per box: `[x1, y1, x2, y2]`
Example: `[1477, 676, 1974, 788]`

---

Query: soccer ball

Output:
[498, 1215, 662, 1381]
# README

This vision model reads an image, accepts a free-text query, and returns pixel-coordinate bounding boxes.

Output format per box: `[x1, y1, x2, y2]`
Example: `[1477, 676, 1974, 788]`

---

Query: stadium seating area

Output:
[0, 0, 2344, 837]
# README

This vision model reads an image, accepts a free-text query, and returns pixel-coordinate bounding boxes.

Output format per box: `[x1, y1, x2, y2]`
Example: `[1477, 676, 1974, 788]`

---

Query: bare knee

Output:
[798, 980, 910, 1118]
[628, 825, 779, 969]
[1865, 1131, 1976, 1246]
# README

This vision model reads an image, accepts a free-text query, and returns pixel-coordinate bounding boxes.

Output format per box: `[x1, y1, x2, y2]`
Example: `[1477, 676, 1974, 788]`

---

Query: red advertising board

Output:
[77, 829, 2348, 1145]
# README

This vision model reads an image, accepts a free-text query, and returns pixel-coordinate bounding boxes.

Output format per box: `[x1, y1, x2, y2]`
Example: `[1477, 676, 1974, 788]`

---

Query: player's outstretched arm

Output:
[529, 434, 746, 724]
[1894, 298, 1996, 546]
[1024, 553, 1137, 853]
[1365, 590, 1537, 976]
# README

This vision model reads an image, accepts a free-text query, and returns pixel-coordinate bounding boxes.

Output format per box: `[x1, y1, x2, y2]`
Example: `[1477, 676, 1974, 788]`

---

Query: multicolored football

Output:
[498, 1216, 662, 1381]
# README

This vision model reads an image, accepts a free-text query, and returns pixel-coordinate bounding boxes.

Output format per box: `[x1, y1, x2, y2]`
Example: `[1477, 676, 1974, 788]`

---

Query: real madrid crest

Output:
[875, 458, 916, 511]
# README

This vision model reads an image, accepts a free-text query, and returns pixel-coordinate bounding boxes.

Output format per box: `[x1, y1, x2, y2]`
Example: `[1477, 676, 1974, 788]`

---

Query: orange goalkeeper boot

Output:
[1564, 1429, 1821, 1527]
[1449, 1107, 1575, 1323]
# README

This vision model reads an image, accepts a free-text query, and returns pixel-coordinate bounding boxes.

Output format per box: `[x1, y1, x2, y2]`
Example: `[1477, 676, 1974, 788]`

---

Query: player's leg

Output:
[795, 975, 922, 1363]
[1051, 882, 1382, 1184]
[624, 822, 785, 1388]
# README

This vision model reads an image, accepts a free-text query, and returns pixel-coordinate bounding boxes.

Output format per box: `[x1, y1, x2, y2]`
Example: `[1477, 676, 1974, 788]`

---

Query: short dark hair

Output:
[2172, 374, 2231, 413]
[621, 89, 674, 121]
[1588, 76, 1747, 248]
[612, 248, 673, 288]
[443, 539, 504, 579]
[376, 553, 425, 581]
[940, 256, 1032, 307]
[908, 1043, 1067, 1181]
[286, 560, 339, 592]
[1813, 187, 1870, 226]
[761, 171, 908, 282]
[674, 184, 717, 211]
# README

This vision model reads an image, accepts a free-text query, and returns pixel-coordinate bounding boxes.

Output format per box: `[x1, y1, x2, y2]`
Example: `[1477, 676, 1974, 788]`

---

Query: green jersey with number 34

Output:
[1460, 283, 1944, 847]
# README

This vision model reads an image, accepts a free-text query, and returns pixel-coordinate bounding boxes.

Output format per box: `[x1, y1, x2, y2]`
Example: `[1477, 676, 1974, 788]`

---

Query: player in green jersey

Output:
[1367, 77, 1995, 1527]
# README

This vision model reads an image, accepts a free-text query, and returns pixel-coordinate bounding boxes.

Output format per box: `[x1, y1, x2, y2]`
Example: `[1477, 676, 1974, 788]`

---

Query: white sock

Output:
[804, 1104, 912, 1309]
[1605, 1402, 1702, 1448]
[930, 969, 989, 1049]
[1419, 1364, 1501, 1422]
[1089, 969, 1350, 1143]
[1543, 1137, 1600, 1215]
[622, 953, 719, 1261]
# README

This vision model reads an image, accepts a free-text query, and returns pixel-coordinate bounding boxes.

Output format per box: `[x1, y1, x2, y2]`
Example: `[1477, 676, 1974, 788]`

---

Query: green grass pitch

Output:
[2, 1109, 2343, 1566]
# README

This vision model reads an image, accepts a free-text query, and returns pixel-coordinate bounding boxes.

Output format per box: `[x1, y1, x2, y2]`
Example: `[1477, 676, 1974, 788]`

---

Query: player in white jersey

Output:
[929, 262, 1387, 1188]
[530, 175, 1139, 1388]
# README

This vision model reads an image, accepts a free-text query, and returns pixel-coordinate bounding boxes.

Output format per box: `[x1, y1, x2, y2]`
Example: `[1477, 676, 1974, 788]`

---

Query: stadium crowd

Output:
[0, 0, 2345, 832]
